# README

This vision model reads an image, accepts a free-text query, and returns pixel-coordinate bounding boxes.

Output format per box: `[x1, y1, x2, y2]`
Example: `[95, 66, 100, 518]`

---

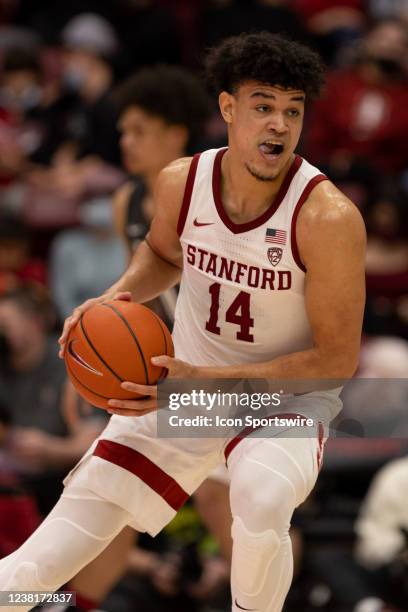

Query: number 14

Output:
[205, 282, 254, 343]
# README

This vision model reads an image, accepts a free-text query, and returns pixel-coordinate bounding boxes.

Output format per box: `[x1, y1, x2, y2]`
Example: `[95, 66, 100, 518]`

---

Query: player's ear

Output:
[219, 91, 234, 124]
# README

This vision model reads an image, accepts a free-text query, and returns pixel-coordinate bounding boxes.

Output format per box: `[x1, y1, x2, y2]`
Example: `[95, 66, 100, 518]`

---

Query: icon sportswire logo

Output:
[68, 340, 103, 376]
[193, 217, 214, 227]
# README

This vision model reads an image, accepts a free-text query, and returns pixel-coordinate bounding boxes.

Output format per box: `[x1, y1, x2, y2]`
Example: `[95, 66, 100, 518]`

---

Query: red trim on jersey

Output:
[177, 153, 201, 237]
[291, 174, 328, 272]
[93, 440, 189, 511]
[212, 149, 303, 235]
[224, 412, 308, 463]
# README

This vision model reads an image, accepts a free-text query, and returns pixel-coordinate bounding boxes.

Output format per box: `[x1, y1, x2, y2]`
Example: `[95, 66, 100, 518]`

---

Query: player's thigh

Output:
[228, 428, 321, 529]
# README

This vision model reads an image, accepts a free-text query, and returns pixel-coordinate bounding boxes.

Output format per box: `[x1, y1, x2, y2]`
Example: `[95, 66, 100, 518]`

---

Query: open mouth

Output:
[259, 142, 284, 159]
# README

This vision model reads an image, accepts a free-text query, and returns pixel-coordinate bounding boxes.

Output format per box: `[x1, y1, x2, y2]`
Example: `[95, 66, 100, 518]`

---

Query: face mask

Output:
[63, 65, 88, 92]
[0, 84, 41, 111]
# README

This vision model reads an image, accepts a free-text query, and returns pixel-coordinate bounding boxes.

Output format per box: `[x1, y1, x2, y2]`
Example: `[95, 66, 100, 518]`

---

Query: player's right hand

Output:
[58, 290, 132, 358]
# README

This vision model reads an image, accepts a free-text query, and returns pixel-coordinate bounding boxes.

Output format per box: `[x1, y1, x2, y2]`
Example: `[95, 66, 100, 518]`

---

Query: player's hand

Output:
[58, 291, 132, 358]
[106, 355, 195, 417]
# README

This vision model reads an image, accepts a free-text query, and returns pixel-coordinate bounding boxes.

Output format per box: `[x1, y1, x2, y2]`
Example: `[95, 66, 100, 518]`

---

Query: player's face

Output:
[118, 106, 184, 176]
[220, 81, 305, 181]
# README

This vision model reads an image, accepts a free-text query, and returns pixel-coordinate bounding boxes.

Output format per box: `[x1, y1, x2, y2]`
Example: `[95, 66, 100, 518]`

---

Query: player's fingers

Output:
[151, 355, 173, 368]
[120, 382, 157, 397]
[112, 291, 132, 301]
[58, 297, 101, 355]
[58, 313, 81, 357]
[58, 304, 86, 342]
[108, 398, 156, 410]
[107, 407, 155, 417]
[106, 399, 157, 416]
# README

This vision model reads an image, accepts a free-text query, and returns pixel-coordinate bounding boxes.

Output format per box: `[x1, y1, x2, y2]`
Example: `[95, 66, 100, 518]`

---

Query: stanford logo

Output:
[267, 247, 282, 266]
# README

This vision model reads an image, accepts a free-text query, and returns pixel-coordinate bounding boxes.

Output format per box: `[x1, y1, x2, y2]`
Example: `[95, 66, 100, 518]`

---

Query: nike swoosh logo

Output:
[235, 599, 257, 611]
[67, 340, 103, 376]
[193, 217, 214, 227]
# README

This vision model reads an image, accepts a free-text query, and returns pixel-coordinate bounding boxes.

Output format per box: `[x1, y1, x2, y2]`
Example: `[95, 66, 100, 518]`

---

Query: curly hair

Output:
[205, 32, 325, 99]
[115, 65, 212, 150]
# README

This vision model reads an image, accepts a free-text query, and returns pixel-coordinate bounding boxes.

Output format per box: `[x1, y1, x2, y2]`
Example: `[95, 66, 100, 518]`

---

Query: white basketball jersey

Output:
[173, 148, 327, 366]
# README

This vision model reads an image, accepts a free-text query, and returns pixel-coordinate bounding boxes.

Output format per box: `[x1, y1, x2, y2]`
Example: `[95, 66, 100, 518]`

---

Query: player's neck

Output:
[221, 150, 294, 222]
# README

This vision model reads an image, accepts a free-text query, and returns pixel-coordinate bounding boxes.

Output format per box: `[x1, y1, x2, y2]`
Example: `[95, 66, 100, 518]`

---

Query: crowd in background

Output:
[0, 1, 407, 611]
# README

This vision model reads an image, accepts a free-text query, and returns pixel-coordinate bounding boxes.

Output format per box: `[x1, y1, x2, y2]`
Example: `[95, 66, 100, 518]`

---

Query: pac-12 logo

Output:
[267, 247, 283, 266]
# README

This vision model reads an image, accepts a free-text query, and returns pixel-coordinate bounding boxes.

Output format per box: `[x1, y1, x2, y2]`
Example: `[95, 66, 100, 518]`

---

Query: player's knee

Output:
[231, 516, 281, 597]
[231, 470, 294, 532]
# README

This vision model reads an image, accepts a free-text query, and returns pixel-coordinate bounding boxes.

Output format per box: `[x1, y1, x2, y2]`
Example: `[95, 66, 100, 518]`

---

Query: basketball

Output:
[64, 300, 174, 409]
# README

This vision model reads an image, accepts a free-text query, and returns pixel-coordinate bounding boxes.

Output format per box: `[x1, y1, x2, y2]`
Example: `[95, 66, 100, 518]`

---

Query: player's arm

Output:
[59, 158, 191, 353]
[107, 157, 191, 301]
[192, 181, 367, 380]
[112, 181, 134, 256]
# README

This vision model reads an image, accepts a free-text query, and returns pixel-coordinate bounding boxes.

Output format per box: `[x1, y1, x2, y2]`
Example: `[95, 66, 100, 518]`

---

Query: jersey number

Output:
[205, 282, 254, 342]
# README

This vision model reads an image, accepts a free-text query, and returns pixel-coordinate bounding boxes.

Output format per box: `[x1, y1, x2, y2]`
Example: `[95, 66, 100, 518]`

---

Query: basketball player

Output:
[0, 32, 365, 612]
[66, 65, 229, 609]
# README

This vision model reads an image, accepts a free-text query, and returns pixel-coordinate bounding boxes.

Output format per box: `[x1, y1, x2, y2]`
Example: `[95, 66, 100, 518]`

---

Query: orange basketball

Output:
[64, 300, 174, 409]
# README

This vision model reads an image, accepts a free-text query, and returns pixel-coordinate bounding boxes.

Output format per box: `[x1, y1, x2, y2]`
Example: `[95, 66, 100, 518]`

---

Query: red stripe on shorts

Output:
[224, 413, 311, 463]
[93, 440, 189, 511]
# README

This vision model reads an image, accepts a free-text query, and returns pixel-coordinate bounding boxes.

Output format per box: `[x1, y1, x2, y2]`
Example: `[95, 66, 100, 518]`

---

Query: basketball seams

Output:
[80, 313, 124, 382]
[148, 309, 171, 381]
[102, 303, 150, 385]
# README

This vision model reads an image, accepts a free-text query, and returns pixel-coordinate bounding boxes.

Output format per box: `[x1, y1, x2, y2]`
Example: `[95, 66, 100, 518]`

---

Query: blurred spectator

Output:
[15, 14, 126, 230]
[10, 1, 182, 68]
[306, 20, 408, 187]
[50, 196, 127, 321]
[0, 47, 46, 183]
[0, 393, 41, 557]
[359, 337, 408, 378]
[0, 286, 106, 515]
[364, 185, 408, 339]
[356, 455, 408, 569]
[368, 0, 408, 22]
[58, 12, 121, 166]
[0, 45, 79, 174]
[354, 456, 408, 610]
[201, 0, 305, 50]
[334, 337, 408, 443]
[0, 215, 46, 292]
[293, 0, 367, 65]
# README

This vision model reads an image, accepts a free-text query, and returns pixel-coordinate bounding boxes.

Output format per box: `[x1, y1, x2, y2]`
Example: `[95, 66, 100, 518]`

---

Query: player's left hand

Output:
[107, 355, 195, 417]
